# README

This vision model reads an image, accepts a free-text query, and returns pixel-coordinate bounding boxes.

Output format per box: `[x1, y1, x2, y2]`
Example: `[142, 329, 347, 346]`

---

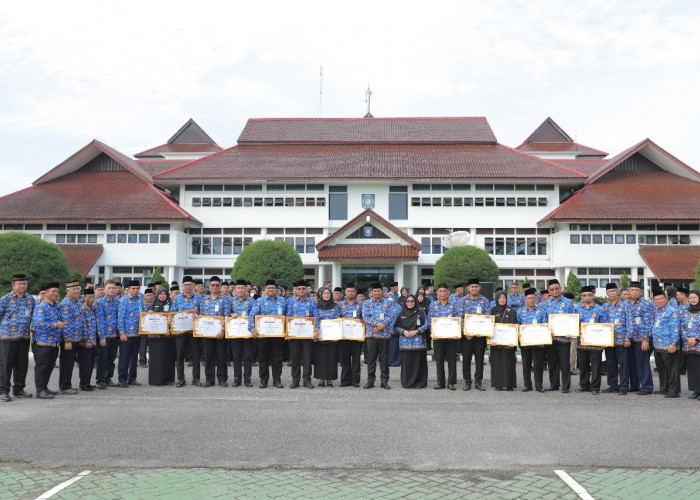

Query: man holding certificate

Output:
[361, 283, 394, 389]
[249, 279, 287, 388]
[425, 283, 462, 390]
[627, 281, 655, 395]
[286, 280, 319, 389]
[117, 280, 146, 388]
[574, 286, 608, 394]
[338, 284, 363, 387]
[650, 287, 682, 398]
[541, 279, 575, 393]
[171, 276, 201, 387]
[228, 279, 255, 387]
[517, 288, 548, 392]
[197, 276, 231, 388]
[602, 283, 633, 395]
[461, 278, 491, 391]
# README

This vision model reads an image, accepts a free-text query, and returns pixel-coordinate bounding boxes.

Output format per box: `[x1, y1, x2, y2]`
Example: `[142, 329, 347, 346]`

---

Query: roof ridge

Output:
[153, 145, 237, 178]
[498, 143, 587, 177]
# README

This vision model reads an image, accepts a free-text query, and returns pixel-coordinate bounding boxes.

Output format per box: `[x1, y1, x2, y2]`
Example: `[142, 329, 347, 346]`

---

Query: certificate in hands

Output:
[193, 315, 224, 338]
[519, 324, 552, 346]
[225, 317, 251, 339]
[319, 319, 343, 341]
[255, 315, 285, 337]
[139, 312, 169, 335]
[490, 324, 518, 346]
[549, 314, 580, 338]
[580, 322, 614, 347]
[286, 317, 315, 339]
[464, 314, 495, 337]
[341, 318, 365, 341]
[432, 317, 462, 339]
[171, 310, 195, 334]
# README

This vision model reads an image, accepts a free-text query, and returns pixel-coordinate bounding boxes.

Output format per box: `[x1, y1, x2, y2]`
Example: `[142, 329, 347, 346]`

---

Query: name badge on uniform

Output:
[476, 306, 482, 314]
[533, 319, 538, 324]
[277, 306, 283, 315]
[417, 317, 421, 326]
[655, 320, 661, 328]
[635, 317, 641, 325]
[352, 310, 357, 318]
[379, 313, 384, 320]
[215, 304, 220, 313]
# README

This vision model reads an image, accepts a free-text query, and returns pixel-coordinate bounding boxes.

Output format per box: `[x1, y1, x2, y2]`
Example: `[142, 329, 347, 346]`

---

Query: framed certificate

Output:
[341, 318, 365, 341]
[255, 315, 285, 337]
[549, 314, 580, 338]
[139, 312, 169, 335]
[286, 317, 315, 339]
[193, 315, 224, 338]
[490, 324, 518, 346]
[319, 319, 343, 341]
[464, 314, 495, 337]
[580, 322, 614, 347]
[171, 310, 195, 334]
[519, 324, 552, 346]
[432, 317, 462, 339]
[225, 317, 251, 339]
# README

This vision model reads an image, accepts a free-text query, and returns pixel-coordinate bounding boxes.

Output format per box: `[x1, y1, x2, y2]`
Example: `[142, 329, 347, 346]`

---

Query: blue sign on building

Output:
[363, 225, 374, 238]
[361, 194, 375, 209]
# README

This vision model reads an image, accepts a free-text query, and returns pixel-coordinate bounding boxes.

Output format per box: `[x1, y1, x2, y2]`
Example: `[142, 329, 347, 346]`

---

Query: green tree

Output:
[68, 269, 85, 289]
[231, 240, 304, 290]
[0, 233, 70, 294]
[695, 258, 700, 291]
[151, 266, 168, 291]
[620, 271, 630, 289]
[565, 270, 582, 300]
[433, 246, 499, 287]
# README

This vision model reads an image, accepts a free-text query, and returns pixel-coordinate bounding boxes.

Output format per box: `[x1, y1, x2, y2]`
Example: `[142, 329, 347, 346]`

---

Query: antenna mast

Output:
[365, 84, 373, 117]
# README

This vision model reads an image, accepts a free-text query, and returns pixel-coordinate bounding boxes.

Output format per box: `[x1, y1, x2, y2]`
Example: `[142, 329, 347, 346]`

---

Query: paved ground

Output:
[1, 358, 699, 498]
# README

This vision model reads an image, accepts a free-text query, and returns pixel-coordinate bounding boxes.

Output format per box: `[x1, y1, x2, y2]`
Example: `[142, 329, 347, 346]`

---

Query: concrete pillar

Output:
[318, 264, 326, 288]
[332, 262, 342, 288]
[394, 262, 403, 287]
[410, 264, 419, 292]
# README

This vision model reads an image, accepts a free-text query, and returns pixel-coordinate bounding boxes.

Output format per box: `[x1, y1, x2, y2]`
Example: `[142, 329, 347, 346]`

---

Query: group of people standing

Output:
[1, 272, 698, 401]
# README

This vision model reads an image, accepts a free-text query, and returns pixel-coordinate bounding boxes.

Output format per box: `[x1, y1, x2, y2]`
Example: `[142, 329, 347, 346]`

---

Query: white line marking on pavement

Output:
[35, 470, 91, 499]
[555, 470, 595, 500]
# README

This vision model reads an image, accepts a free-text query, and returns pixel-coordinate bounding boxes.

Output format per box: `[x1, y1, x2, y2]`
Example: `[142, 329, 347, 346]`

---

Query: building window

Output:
[107, 234, 116, 243]
[389, 193, 408, 220]
[570, 234, 580, 244]
[329, 193, 348, 220]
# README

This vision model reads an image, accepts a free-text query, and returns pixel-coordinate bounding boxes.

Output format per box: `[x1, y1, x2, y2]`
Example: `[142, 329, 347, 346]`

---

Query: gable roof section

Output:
[517, 141, 608, 157]
[237, 117, 498, 145]
[168, 118, 216, 144]
[136, 159, 192, 176]
[316, 208, 421, 251]
[135, 118, 222, 158]
[58, 244, 103, 275]
[34, 140, 153, 185]
[524, 117, 573, 143]
[639, 245, 700, 281]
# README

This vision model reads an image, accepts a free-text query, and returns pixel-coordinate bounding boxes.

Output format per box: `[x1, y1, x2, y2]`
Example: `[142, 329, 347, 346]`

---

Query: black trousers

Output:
[174, 333, 190, 383]
[365, 337, 390, 384]
[190, 336, 202, 381]
[289, 339, 313, 383]
[605, 345, 630, 391]
[521, 346, 545, 390]
[97, 336, 119, 384]
[76, 344, 96, 387]
[462, 336, 486, 384]
[547, 341, 572, 391]
[578, 349, 602, 391]
[258, 337, 284, 383]
[117, 336, 140, 384]
[229, 338, 252, 381]
[0, 339, 30, 393]
[339, 340, 362, 385]
[59, 342, 78, 390]
[203, 338, 228, 384]
[434, 338, 458, 386]
[655, 350, 681, 395]
[138, 335, 149, 365]
[33, 343, 59, 392]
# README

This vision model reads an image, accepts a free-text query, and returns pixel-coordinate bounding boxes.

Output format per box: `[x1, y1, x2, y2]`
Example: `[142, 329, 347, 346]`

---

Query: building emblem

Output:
[361, 194, 375, 209]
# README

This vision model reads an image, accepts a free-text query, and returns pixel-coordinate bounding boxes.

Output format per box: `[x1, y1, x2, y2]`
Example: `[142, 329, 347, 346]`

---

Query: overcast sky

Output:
[1, 1, 699, 196]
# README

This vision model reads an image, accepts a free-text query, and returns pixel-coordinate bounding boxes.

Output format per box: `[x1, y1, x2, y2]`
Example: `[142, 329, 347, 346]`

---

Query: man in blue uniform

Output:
[286, 280, 318, 389]
[77, 288, 97, 391]
[517, 288, 548, 392]
[461, 278, 491, 391]
[58, 280, 83, 394]
[362, 282, 394, 389]
[426, 283, 462, 390]
[117, 280, 145, 387]
[541, 279, 575, 393]
[95, 279, 120, 389]
[171, 276, 200, 387]
[229, 279, 255, 387]
[651, 287, 682, 398]
[250, 279, 287, 388]
[602, 283, 633, 395]
[0, 274, 35, 401]
[338, 283, 363, 387]
[507, 282, 523, 309]
[575, 286, 608, 394]
[197, 276, 231, 387]
[32, 282, 64, 399]
[627, 281, 655, 394]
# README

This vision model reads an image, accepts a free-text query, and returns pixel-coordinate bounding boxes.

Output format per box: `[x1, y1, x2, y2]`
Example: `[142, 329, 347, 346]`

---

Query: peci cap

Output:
[605, 283, 618, 290]
[524, 288, 537, 297]
[581, 285, 595, 294]
[12, 274, 27, 282]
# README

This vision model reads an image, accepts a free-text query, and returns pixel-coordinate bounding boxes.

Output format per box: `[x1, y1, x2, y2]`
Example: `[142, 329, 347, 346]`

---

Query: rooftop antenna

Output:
[319, 64, 323, 117]
[364, 84, 373, 118]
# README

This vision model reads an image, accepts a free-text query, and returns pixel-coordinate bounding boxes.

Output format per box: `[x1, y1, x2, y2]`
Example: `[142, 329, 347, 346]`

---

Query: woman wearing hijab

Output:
[395, 295, 428, 388]
[397, 287, 409, 305]
[681, 290, 700, 399]
[490, 290, 518, 390]
[314, 287, 339, 387]
[147, 288, 175, 386]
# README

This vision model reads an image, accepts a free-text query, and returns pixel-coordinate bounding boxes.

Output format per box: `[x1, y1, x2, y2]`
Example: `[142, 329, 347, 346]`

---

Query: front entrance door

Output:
[341, 267, 395, 293]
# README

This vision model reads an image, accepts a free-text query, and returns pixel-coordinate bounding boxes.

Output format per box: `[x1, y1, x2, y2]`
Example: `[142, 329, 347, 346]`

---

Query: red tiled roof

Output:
[316, 208, 421, 251]
[523, 117, 573, 143]
[517, 142, 608, 157]
[237, 117, 498, 144]
[318, 244, 419, 262]
[539, 171, 700, 224]
[549, 159, 607, 176]
[0, 171, 200, 224]
[155, 144, 585, 181]
[136, 159, 192, 176]
[134, 143, 223, 158]
[639, 245, 700, 280]
[58, 245, 103, 275]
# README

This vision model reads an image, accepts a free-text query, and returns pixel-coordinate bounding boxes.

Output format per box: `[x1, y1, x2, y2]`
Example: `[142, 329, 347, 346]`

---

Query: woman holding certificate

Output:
[490, 291, 518, 391]
[395, 295, 428, 389]
[681, 290, 700, 400]
[146, 289, 175, 387]
[314, 287, 340, 387]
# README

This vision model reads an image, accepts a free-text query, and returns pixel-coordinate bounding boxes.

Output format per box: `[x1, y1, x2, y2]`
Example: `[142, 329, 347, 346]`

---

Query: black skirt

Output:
[313, 341, 339, 380]
[401, 350, 428, 389]
[148, 336, 175, 386]
[684, 353, 700, 392]
[490, 347, 517, 388]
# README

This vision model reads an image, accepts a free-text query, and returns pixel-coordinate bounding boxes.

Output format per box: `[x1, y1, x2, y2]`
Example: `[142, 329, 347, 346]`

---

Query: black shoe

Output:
[127, 381, 141, 386]
[363, 382, 374, 389]
[353, 383, 360, 388]
[318, 380, 326, 387]
[107, 380, 118, 387]
[244, 379, 253, 387]
[475, 383, 486, 391]
[203, 381, 215, 388]
[187, 362, 193, 367]
[233, 379, 242, 387]
[569, 370, 578, 375]
[618, 390, 628, 395]
[636, 390, 652, 395]
[602, 386, 617, 393]
[290, 380, 300, 389]
[447, 384, 456, 391]
[118, 382, 129, 388]
[97, 383, 107, 390]
[36, 390, 54, 399]
[175, 380, 186, 388]
[664, 393, 679, 398]
[327, 381, 333, 387]
[0, 393, 11, 402]
[434, 384, 445, 390]
[463, 382, 472, 391]
[688, 392, 699, 399]
[521, 387, 532, 392]
[536, 387, 545, 393]
[544, 386, 558, 392]
[575, 388, 589, 393]
[340, 382, 352, 387]
[303, 380, 314, 389]
[218, 382, 228, 388]
[653, 390, 667, 395]
[47, 389, 59, 396]
[79, 386, 94, 392]
[561, 389, 570, 394]
[273, 380, 284, 388]
[13, 390, 33, 398]
[192, 380, 202, 387]
[259, 381, 268, 388]
[495, 387, 503, 391]
[380, 382, 391, 390]
[139, 362, 147, 368]
[506, 387, 514, 391]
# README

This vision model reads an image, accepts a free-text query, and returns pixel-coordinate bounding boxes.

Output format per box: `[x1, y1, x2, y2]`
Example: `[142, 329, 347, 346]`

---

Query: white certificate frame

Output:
[341, 318, 365, 341]
[464, 314, 495, 337]
[139, 312, 169, 335]
[431, 317, 462, 339]
[548, 313, 580, 338]
[490, 324, 518, 346]
[193, 315, 224, 338]
[171, 310, 195, 334]
[319, 319, 343, 341]
[285, 317, 315, 339]
[225, 317, 251, 339]
[255, 315, 285, 338]
[519, 324, 552, 346]
[580, 322, 615, 347]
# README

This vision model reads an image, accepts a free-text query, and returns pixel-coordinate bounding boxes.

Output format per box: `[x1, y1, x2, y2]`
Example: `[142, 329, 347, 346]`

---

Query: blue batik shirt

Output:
[338, 300, 363, 320]
[118, 294, 145, 337]
[574, 302, 608, 350]
[396, 308, 428, 350]
[32, 300, 62, 346]
[81, 303, 98, 345]
[60, 296, 84, 342]
[463, 295, 490, 316]
[171, 293, 200, 335]
[425, 299, 461, 333]
[286, 298, 320, 329]
[230, 296, 255, 318]
[517, 306, 547, 325]
[249, 295, 287, 331]
[507, 292, 523, 309]
[542, 296, 575, 343]
[603, 300, 632, 345]
[627, 298, 654, 342]
[95, 296, 119, 340]
[0, 291, 35, 340]
[651, 303, 681, 351]
[362, 297, 394, 338]
[681, 309, 700, 354]
[197, 295, 231, 318]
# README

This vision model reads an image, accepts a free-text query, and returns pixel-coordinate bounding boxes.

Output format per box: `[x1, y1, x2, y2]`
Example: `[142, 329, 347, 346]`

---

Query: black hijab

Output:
[151, 290, 171, 312]
[394, 294, 425, 331]
[317, 287, 336, 310]
[688, 291, 700, 314]
[491, 290, 508, 315]
[416, 291, 430, 312]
